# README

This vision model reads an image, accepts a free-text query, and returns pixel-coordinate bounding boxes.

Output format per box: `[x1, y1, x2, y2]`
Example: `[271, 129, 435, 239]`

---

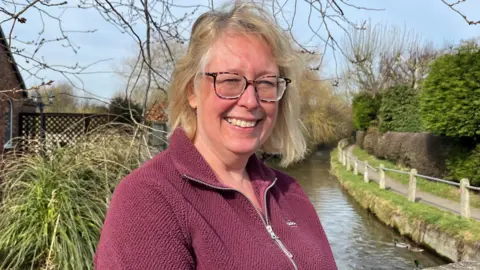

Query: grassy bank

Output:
[331, 148, 480, 247]
[352, 146, 480, 209]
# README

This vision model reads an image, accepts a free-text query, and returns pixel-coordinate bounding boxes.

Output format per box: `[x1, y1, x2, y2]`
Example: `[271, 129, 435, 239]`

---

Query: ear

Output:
[187, 81, 198, 109]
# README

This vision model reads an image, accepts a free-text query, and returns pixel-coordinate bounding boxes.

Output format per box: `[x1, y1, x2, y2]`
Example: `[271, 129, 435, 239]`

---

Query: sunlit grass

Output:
[0, 125, 150, 270]
[352, 146, 480, 209]
[331, 148, 480, 243]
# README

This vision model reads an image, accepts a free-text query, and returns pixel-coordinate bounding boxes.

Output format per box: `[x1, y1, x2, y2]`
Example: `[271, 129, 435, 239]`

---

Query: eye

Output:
[257, 79, 277, 87]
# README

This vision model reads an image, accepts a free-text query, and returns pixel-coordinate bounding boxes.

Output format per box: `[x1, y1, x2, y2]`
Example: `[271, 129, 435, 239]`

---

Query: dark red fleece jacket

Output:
[95, 128, 337, 270]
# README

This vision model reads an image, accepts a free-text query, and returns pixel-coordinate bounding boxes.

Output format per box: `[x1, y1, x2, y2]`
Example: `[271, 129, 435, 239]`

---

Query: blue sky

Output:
[2, 0, 479, 101]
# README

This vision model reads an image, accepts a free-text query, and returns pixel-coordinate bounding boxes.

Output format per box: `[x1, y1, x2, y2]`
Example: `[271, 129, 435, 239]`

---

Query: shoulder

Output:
[111, 148, 187, 210]
[95, 151, 195, 268]
[95, 150, 191, 264]
[104, 149, 190, 236]
[269, 168, 310, 200]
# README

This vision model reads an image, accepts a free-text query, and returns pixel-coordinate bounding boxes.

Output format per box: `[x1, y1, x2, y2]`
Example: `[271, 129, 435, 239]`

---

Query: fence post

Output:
[346, 155, 351, 171]
[460, 178, 471, 219]
[338, 147, 342, 162]
[408, 169, 417, 202]
[354, 158, 358, 175]
[342, 151, 346, 166]
[379, 164, 386, 190]
[364, 161, 369, 183]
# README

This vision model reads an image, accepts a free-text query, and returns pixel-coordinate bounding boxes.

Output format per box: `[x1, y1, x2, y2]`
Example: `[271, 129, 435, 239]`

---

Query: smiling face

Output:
[188, 33, 279, 162]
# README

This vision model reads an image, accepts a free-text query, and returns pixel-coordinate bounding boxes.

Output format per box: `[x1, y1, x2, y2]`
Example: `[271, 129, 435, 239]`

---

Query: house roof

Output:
[146, 102, 168, 122]
[0, 25, 27, 97]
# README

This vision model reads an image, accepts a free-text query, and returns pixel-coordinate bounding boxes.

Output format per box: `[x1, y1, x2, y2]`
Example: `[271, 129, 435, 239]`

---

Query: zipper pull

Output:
[266, 225, 278, 239]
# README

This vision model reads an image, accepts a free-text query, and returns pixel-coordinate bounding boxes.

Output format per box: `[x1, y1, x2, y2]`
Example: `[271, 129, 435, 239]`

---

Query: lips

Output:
[225, 117, 259, 128]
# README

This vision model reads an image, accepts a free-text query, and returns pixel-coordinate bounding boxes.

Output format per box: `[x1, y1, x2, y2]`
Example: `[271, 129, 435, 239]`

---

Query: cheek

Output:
[201, 94, 235, 119]
[265, 103, 279, 121]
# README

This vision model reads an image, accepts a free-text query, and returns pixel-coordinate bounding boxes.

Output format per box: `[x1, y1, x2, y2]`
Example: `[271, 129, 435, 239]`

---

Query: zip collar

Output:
[168, 127, 277, 188]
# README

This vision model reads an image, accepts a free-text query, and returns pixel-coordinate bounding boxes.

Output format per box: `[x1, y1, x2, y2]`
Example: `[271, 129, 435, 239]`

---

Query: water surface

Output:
[281, 150, 449, 270]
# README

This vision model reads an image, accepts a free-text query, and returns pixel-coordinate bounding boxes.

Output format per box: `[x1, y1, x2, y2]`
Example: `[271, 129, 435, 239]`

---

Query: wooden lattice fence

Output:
[18, 113, 114, 152]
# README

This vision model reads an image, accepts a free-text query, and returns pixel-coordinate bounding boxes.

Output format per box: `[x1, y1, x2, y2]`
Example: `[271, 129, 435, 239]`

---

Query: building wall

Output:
[0, 42, 26, 151]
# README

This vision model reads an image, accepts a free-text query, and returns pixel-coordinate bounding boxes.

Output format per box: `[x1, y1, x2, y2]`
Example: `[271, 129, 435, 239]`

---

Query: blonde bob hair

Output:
[167, 1, 306, 167]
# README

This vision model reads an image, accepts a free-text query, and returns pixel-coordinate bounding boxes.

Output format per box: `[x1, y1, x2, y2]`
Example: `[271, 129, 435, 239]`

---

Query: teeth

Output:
[227, 118, 257, 128]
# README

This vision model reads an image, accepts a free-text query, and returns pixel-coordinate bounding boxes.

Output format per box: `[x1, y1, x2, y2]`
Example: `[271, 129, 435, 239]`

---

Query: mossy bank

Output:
[330, 149, 480, 262]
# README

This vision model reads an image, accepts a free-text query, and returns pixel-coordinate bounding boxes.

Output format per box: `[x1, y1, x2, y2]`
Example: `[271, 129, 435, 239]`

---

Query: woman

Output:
[95, 2, 337, 269]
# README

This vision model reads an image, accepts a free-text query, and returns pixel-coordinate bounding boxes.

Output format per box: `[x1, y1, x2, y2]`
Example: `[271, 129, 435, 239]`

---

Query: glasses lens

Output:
[215, 73, 245, 98]
[256, 77, 286, 101]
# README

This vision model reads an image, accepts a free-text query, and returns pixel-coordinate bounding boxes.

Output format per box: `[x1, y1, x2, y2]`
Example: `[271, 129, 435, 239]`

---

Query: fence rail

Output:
[354, 158, 378, 172]
[415, 173, 461, 187]
[382, 167, 410, 175]
[337, 141, 475, 219]
[468, 185, 480, 192]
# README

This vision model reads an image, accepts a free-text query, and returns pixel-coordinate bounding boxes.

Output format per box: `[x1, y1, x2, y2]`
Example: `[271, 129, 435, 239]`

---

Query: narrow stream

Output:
[279, 150, 449, 270]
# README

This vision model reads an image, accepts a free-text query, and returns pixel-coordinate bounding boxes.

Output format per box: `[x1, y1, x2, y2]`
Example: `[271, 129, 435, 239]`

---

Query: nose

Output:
[237, 83, 260, 109]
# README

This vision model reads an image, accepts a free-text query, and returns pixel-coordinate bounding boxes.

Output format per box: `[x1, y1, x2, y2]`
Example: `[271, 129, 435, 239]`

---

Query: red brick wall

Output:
[0, 40, 26, 150]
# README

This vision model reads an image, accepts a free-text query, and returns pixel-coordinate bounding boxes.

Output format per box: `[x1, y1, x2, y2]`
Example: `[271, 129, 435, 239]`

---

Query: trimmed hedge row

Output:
[356, 129, 480, 185]
[359, 129, 446, 177]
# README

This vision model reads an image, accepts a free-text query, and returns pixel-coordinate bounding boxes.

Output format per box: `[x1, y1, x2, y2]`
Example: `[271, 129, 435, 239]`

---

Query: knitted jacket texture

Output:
[95, 128, 337, 270]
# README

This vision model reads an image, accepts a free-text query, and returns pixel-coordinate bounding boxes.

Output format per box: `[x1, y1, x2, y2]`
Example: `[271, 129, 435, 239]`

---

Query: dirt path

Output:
[345, 145, 480, 221]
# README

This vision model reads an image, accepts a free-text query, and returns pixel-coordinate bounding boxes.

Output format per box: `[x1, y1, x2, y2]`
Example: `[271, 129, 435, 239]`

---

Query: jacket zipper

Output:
[183, 174, 298, 270]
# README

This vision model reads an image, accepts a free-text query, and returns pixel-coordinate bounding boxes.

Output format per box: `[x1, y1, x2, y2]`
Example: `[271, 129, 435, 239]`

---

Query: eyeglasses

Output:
[201, 72, 291, 102]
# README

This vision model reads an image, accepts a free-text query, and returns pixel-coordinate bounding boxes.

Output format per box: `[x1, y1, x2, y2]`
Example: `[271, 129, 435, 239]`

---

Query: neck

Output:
[193, 134, 251, 187]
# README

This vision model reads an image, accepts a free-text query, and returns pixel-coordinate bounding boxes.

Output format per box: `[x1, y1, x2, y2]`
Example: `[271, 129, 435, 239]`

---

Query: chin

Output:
[226, 139, 261, 156]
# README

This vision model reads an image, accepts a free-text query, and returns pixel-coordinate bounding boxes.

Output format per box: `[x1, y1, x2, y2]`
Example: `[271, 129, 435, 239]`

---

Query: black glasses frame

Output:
[202, 72, 291, 102]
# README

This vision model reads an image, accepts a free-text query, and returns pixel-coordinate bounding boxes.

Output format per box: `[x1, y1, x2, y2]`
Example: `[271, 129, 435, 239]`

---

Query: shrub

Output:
[0, 125, 150, 269]
[356, 130, 366, 149]
[398, 133, 446, 177]
[109, 96, 143, 124]
[378, 85, 423, 133]
[445, 142, 480, 186]
[374, 134, 388, 159]
[420, 43, 480, 138]
[363, 128, 380, 155]
[381, 132, 410, 162]
[362, 130, 446, 177]
[352, 92, 381, 131]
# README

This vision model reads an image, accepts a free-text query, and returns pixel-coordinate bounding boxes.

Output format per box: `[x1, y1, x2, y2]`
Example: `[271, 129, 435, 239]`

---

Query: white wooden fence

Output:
[337, 141, 478, 219]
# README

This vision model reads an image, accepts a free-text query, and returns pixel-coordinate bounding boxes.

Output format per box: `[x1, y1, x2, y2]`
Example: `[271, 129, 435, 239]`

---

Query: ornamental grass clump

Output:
[0, 126, 150, 270]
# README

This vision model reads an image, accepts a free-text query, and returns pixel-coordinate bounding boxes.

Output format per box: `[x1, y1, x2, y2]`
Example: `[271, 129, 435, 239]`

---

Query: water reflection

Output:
[280, 151, 449, 270]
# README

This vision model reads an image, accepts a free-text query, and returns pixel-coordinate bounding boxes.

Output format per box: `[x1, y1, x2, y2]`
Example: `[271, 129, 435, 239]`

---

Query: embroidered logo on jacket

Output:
[286, 220, 297, 227]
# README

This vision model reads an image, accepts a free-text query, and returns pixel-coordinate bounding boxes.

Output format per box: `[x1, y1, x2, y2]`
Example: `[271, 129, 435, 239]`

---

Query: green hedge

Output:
[445, 142, 480, 186]
[352, 92, 381, 131]
[420, 44, 480, 138]
[378, 85, 423, 133]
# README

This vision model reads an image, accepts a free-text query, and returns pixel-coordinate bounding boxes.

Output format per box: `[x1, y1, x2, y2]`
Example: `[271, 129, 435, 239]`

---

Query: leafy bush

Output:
[379, 85, 423, 133]
[109, 96, 143, 124]
[420, 43, 480, 138]
[352, 92, 381, 131]
[445, 142, 480, 186]
[0, 126, 150, 269]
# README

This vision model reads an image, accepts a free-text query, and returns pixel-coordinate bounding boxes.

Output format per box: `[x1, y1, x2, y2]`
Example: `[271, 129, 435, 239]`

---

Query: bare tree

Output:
[39, 81, 78, 113]
[1, 0, 476, 128]
[340, 21, 439, 96]
[118, 37, 186, 109]
[440, 0, 480, 25]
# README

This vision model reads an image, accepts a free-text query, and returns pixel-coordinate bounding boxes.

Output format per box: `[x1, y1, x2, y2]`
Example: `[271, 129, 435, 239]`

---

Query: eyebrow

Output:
[216, 68, 280, 77]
